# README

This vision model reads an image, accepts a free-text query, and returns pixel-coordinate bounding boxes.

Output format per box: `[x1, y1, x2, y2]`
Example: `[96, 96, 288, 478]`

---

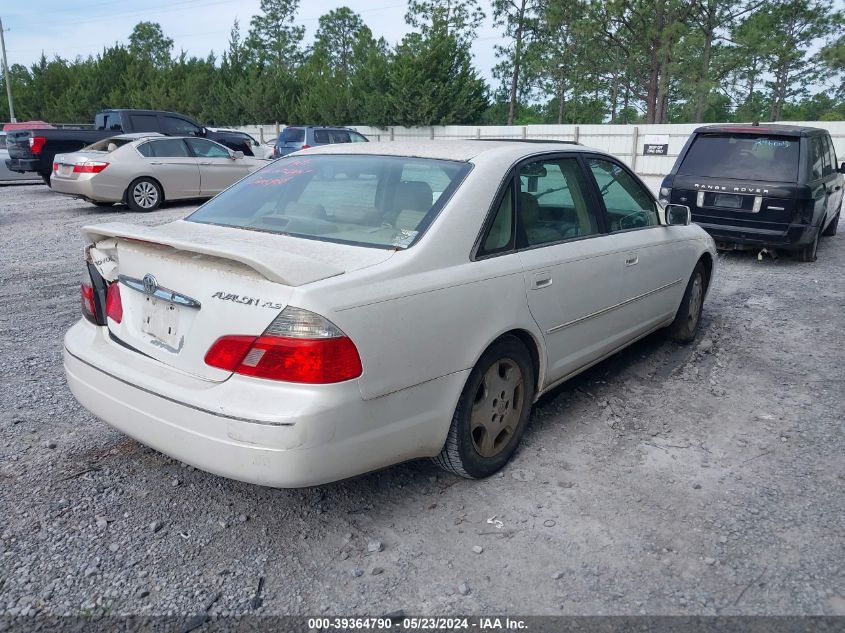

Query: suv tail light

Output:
[659, 187, 671, 204]
[29, 136, 47, 155]
[300, 144, 311, 150]
[204, 307, 362, 383]
[73, 161, 109, 174]
[106, 283, 123, 323]
[81, 283, 97, 323]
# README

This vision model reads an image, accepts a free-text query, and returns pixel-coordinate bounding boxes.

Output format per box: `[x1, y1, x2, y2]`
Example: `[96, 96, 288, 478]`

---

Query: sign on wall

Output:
[642, 134, 670, 155]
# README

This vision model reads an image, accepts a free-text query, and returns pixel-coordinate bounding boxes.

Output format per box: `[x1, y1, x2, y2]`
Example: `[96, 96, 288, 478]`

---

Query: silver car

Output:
[51, 133, 267, 211]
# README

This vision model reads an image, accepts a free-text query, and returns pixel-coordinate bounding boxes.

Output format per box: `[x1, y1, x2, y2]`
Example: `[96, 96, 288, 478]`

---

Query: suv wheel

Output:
[797, 229, 820, 262]
[822, 211, 839, 237]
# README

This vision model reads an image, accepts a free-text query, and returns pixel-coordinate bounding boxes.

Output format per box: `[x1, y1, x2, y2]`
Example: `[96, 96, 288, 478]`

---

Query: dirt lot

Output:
[0, 183, 843, 617]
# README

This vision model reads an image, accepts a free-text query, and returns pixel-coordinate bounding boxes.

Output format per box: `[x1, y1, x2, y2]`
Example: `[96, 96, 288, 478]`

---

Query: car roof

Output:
[299, 139, 602, 163]
[281, 126, 359, 131]
[694, 123, 827, 137]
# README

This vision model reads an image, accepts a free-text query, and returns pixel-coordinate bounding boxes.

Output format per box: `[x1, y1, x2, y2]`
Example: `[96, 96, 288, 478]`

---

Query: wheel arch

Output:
[480, 328, 545, 400]
[698, 251, 713, 292]
[123, 175, 166, 205]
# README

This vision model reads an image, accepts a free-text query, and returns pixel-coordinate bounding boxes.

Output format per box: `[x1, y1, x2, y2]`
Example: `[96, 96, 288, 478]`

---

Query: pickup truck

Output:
[5, 109, 253, 183]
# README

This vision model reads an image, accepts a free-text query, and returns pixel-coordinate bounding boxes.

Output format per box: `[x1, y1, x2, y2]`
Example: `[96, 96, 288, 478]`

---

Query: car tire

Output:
[822, 212, 839, 237]
[668, 261, 706, 344]
[126, 178, 162, 212]
[796, 229, 819, 262]
[433, 336, 535, 479]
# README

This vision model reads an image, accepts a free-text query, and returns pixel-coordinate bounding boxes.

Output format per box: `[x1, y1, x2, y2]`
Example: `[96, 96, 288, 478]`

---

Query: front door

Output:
[513, 156, 623, 385]
[585, 157, 694, 336]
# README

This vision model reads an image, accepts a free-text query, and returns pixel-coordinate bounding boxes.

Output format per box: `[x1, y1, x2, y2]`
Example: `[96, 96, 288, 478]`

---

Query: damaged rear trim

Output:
[119, 274, 202, 309]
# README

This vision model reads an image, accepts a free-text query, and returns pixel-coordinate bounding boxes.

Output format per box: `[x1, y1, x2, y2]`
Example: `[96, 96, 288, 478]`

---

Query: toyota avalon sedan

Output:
[64, 141, 716, 487]
[51, 134, 267, 211]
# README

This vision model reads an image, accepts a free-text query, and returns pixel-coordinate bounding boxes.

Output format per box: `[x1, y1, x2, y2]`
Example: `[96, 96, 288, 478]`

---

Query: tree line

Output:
[1, 0, 843, 128]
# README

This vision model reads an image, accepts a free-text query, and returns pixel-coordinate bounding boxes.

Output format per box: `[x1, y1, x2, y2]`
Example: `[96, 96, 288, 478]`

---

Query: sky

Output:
[1, 0, 505, 83]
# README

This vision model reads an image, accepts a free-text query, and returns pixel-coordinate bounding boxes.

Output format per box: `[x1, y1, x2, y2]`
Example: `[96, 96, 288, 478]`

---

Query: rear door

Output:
[186, 138, 251, 196]
[818, 135, 844, 225]
[137, 138, 200, 199]
[513, 155, 623, 384]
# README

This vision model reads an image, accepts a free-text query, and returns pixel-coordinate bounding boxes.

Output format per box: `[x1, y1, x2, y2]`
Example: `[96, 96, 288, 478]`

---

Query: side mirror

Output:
[839, 162, 845, 174]
[200, 127, 208, 136]
[231, 150, 244, 160]
[665, 203, 691, 226]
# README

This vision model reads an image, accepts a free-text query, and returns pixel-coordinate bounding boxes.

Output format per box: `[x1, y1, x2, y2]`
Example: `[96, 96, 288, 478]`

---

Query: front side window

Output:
[279, 128, 304, 144]
[518, 158, 599, 247]
[187, 155, 471, 249]
[588, 158, 659, 232]
[161, 116, 201, 136]
[187, 138, 230, 158]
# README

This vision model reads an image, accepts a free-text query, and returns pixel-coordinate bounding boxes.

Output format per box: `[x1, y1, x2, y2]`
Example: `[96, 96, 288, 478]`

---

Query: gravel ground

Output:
[0, 183, 843, 618]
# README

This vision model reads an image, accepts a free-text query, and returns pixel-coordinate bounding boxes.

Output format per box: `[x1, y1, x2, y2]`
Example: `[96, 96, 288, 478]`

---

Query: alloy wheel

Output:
[470, 359, 524, 458]
[133, 181, 159, 209]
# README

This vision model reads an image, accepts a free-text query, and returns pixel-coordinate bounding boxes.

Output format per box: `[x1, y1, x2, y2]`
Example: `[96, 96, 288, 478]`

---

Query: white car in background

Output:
[51, 134, 267, 211]
[64, 140, 716, 487]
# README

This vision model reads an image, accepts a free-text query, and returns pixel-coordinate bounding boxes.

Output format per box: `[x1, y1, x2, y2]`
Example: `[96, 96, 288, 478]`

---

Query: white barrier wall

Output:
[239, 122, 845, 193]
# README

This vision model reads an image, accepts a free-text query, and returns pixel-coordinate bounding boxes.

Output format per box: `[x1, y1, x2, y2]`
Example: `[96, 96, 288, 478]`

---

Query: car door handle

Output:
[532, 273, 553, 289]
[149, 161, 163, 165]
[625, 254, 639, 266]
[199, 161, 213, 165]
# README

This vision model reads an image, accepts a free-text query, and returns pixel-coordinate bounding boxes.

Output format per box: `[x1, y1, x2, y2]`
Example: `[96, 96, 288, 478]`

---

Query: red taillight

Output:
[205, 335, 362, 384]
[105, 283, 122, 323]
[73, 161, 109, 174]
[300, 144, 311, 150]
[52, 162, 59, 172]
[29, 136, 47, 155]
[81, 283, 96, 323]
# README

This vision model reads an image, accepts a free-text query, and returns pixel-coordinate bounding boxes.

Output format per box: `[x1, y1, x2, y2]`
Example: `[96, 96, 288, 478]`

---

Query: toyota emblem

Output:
[142, 274, 158, 295]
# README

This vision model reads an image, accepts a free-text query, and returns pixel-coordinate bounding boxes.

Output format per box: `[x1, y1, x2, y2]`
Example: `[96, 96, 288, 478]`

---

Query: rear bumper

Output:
[696, 221, 818, 251]
[63, 320, 464, 487]
[51, 176, 124, 203]
[5, 157, 41, 174]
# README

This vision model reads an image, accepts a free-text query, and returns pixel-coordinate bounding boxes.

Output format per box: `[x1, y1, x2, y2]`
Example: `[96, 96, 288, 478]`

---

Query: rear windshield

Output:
[84, 137, 138, 152]
[678, 134, 800, 182]
[187, 154, 471, 249]
[280, 128, 305, 144]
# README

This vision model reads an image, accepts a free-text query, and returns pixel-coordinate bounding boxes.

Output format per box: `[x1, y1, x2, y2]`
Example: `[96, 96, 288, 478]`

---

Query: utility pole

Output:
[0, 18, 15, 123]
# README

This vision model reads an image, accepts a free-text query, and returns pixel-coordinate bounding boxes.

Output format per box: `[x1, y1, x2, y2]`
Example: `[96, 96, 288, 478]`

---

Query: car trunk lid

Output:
[84, 220, 394, 380]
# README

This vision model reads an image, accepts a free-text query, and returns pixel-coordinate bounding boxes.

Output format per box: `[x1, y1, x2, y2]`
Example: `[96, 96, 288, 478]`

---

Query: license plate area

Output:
[714, 193, 742, 209]
[141, 296, 181, 349]
[58, 164, 73, 177]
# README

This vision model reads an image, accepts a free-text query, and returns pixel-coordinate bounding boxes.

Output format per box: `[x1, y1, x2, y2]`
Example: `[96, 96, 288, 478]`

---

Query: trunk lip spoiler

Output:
[82, 221, 347, 286]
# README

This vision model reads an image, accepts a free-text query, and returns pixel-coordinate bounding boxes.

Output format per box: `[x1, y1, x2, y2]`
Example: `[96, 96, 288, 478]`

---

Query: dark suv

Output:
[272, 126, 368, 158]
[660, 124, 844, 261]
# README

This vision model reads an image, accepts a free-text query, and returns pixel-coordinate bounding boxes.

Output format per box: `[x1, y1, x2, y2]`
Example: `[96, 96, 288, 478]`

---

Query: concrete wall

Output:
[238, 122, 845, 194]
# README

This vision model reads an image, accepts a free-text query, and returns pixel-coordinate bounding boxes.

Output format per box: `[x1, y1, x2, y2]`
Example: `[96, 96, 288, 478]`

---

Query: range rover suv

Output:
[660, 124, 844, 262]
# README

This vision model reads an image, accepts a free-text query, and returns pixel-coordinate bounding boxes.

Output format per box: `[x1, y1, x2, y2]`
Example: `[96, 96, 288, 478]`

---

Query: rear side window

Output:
[280, 128, 304, 144]
[143, 139, 191, 158]
[678, 134, 800, 182]
[314, 130, 352, 144]
[479, 183, 515, 256]
[821, 136, 835, 177]
[811, 135, 827, 180]
[129, 114, 159, 133]
[0, 135, 6, 150]
[161, 116, 200, 136]
[825, 136, 838, 173]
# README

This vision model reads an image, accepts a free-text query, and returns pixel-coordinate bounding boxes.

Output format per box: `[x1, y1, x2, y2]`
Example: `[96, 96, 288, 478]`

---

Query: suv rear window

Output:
[678, 134, 800, 182]
[280, 128, 305, 144]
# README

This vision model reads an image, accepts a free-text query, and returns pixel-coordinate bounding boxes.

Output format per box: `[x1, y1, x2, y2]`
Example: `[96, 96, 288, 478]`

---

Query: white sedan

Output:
[51, 134, 267, 211]
[63, 141, 716, 487]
